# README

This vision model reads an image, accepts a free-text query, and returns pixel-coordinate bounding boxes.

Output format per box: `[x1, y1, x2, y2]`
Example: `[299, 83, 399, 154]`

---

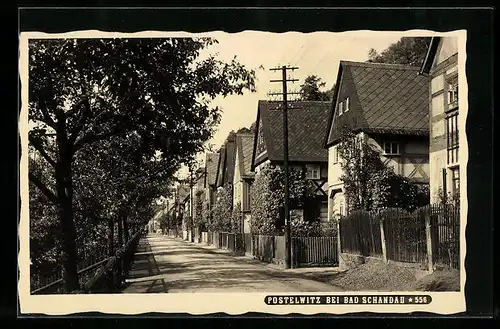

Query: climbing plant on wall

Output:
[249, 163, 313, 235]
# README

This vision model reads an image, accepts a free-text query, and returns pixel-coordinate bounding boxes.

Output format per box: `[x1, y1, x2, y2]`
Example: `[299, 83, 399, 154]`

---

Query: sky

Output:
[174, 30, 403, 180]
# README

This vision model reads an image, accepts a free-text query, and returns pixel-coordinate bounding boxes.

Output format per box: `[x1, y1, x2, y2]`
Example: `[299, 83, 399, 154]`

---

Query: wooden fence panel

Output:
[340, 211, 382, 257]
[292, 237, 338, 267]
[244, 233, 252, 255]
[253, 235, 274, 263]
[274, 236, 286, 263]
[430, 203, 460, 268]
[383, 208, 427, 264]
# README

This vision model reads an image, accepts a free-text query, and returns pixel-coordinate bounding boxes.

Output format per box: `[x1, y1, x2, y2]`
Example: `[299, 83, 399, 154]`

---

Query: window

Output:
[447, 111, 459, 164]
[339, 200, 344, 216]
[305, 164, 321, 180]
[448, 81, 459, 109]
[345, 97, 350, 112]
[338, 101, 343, 116]
[451, 167, 460, 197]
[383, 141, 400, 155]
[332, 146, 339, 164]
[243, 181, 251, 212]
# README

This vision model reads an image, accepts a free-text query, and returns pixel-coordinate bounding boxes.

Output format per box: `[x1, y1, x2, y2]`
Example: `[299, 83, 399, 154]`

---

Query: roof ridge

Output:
[340, 60, 421, 71]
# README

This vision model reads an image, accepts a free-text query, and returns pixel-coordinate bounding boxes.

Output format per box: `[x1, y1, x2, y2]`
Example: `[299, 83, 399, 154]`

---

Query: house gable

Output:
[325, 61, 429, 148]
[233, 146, 241, 184]
[215, 146, 226, 188]
[326, 64, 367, 147]
[253, 110, 269, 169]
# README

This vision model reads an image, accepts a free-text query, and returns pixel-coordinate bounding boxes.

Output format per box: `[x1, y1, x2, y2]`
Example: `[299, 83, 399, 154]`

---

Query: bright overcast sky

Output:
[174, 30, 404, 180]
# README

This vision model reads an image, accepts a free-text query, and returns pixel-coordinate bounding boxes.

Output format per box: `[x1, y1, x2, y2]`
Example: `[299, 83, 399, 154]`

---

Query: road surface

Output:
[122, 234, 343, 293]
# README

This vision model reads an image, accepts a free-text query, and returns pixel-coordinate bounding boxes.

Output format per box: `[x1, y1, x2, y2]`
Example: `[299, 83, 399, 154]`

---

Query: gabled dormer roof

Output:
[324, 60, 430, 148]
[204, 152, 220, 187]
[252, 100, 331, 169]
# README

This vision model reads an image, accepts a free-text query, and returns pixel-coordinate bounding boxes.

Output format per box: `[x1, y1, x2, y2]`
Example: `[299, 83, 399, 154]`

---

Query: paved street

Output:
[121, 234, 343, 293]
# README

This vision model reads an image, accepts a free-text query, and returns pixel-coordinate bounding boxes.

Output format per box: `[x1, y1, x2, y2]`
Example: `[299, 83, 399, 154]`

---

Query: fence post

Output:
[379, 216, 388, 263]
[425, 208, 434, 273]
[336, 218, 342, 268]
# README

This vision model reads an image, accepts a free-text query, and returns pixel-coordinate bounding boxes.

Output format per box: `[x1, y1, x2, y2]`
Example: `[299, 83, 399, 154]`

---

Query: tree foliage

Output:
[367, 37, 432, 66]
[299, 75, 334, 101]
[28, 37, 256, 291]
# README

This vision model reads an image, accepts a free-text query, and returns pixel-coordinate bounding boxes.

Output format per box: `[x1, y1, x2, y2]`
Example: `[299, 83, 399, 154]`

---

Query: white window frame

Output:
[345, 97, 350, 112]
[382, 141, 400, 155]
[338, 101, 343, 116]
[332, 145, 339, 164]
[305, 164, 321, 180]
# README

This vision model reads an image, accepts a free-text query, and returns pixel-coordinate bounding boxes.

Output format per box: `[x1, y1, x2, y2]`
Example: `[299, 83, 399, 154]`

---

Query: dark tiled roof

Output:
[325, 61, 429, 146]
[205, 153, 219, 187]
[255, 100, 330, 166]
[235, 133, 255, 178]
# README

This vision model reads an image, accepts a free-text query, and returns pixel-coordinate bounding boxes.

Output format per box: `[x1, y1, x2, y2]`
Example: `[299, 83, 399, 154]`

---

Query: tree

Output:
[367, 37, 432, 66]
[28, 38, 256, 291]
[299, 75, 333, 101]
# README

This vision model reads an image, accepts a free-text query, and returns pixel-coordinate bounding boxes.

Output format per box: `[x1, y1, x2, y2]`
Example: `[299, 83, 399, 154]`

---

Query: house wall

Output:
[429, 37, 460, 204]
[233, 148, 243, 209]
[327, 131, 430, 220]
[366, 134, 430, 182]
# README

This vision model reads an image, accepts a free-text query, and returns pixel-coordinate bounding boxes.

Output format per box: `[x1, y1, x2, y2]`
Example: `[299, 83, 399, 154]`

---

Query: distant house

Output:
[204, 152, 220, 210]
[324, 61, 430, 219]
[233, 132, 255, 233]
[192, 167, 206, 224]
[419, 36, 461, 204]
[176, 183, 191, 240]
[251, 100, 331, 224]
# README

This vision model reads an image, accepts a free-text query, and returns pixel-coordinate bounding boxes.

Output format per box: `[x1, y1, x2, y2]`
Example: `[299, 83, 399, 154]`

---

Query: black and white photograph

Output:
[19, 26, 469, 315]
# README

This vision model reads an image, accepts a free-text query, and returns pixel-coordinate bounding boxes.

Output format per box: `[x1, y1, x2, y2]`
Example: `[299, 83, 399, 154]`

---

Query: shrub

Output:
[231, 202, 243, 233]
[209, 182, 233, 232]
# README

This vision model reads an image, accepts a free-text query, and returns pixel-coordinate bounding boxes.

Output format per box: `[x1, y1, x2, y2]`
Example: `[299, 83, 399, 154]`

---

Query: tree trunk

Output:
[55, 130, 80, 293]
[117, 216, 124, 285]
[107, 218, 114, 257]
[123, 217, 129, 243]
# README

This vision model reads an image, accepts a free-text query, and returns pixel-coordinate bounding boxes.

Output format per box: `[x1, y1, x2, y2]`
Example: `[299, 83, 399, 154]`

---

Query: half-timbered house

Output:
[324, 61, 430, 220]
[251, 100, 331, 224]
[419, 36, 462, 204]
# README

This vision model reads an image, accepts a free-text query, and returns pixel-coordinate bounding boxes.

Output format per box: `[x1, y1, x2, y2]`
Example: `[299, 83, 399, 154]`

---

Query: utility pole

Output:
[269, 65, 300, 269]
[189, 161, 195, 243]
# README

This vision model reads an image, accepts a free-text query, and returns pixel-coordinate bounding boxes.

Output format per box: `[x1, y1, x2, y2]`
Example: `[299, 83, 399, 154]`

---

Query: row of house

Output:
[166, 36, 462, 237]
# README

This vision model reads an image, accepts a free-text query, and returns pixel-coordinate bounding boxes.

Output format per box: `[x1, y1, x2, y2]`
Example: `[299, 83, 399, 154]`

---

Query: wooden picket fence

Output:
[292, 236, 338, 267]
[191, 232, 338, 268]
[339, 203, 460, 269]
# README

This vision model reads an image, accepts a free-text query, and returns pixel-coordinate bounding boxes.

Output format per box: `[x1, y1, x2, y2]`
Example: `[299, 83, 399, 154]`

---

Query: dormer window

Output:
[383, 141, 400, 155]
[345, 97, 350, 112]
[338, 101, 343, 116]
